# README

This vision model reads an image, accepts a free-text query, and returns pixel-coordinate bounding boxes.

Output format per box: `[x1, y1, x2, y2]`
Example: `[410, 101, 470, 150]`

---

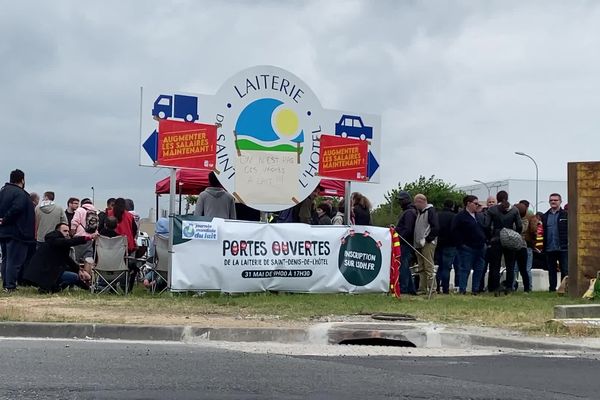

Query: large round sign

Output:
[213, 66, 323, 212]
[338, 233, 382, 286]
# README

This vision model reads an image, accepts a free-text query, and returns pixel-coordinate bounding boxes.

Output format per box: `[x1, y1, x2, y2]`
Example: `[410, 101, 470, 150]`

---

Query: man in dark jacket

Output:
[395, 191, 417, 295]
[0, 169, 35, 292]
[436, 200, 458, 294]
[541, 193, 568, 292]
[23, 223, 96, 293]
[452, 195, 487, 294]
[486, 190, 522, 294]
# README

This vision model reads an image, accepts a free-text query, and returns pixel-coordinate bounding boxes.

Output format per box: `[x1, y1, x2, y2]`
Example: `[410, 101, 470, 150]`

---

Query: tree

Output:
[371, 175, 466, 227]
[184, 195, 198, 215]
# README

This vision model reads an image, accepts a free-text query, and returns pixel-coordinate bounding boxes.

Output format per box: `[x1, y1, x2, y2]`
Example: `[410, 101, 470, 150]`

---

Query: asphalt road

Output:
[0, 338, 598, 399]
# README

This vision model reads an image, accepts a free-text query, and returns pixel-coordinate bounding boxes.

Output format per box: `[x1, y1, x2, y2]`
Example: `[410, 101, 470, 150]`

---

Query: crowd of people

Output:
[0, 169, 144, 293]
[193, 172, 375, 226]
[0, 168, 568, 297]
[395, 190, 568, 296]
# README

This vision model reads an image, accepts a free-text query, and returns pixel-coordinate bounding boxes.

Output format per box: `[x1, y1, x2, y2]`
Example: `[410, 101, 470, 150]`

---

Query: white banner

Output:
[171, 218, 391, 293]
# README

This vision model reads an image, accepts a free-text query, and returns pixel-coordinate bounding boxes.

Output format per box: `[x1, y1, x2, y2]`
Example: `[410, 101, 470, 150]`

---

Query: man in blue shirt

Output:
[541, 193, 568, 292]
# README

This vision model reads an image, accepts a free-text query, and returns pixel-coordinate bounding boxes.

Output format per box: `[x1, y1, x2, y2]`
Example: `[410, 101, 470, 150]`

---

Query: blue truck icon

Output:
[152, 94, 199, 122]
[334, 115, 373, 140]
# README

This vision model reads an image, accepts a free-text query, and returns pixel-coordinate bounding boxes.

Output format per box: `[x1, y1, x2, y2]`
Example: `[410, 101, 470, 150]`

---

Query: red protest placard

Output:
[318, 134, 368, 181]
[157, 120, 217, 170]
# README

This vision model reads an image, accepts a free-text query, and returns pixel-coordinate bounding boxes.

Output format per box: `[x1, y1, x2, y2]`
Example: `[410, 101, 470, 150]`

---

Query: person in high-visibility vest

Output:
[535, 212, 544, 253]
[389, 227, 401, 298]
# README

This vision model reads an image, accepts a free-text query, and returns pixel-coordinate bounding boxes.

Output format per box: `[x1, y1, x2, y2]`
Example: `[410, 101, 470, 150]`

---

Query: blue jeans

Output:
[512, 247, 533, 291]
[453, 253, 461, 287]
[546, 250, 568, 291]
[437, 246, 456, 294]
[399, 243, 416, 295]
[526, 247, 533, 291]
[58, 271, 82, 289]
[458, 245, 485, 294]
[1, 240, 29, 289]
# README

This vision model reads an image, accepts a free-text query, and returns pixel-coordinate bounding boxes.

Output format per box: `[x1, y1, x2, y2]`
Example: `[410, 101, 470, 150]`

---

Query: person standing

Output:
[316, 203, 332, 225]
[194, 172, 236, 220]
[30, 193, 40, 208]
[485, 196, 497, 209]
[0, 169, 35, 292]
[395, 191, 417, 295]
[452, 195, 487, 294]
[352, 192, 372, 225]
[125, 199, 140, 228]
[541, 193, 568, 292]
[108, 198, 139, 291]
[108, 198, 138, 254]
[97, 198, 115, 233]
[64, 197, 79, 228]
[331, 200, 345, 225]
[296, 185, 321, 225]
[436, 200, 458, 294]
[413, 194, 439, 295]
[514, 203, 536, 292]
[35, 191, 68, 246]
[486, 190, 522, 295]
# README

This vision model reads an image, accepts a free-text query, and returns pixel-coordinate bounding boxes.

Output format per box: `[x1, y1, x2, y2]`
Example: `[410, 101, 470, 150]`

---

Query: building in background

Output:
[458, 179, 568, 212]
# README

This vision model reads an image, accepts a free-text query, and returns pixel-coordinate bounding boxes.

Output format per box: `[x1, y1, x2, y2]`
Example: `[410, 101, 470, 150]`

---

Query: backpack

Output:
[499, 227, 525, 250]
[84, 209, 99, 233]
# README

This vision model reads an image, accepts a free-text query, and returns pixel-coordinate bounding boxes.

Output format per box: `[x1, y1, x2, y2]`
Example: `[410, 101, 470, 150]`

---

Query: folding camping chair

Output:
[124, 234, 150, 289]
[150, 235, 169, 294]
[93, 235, 129, 295]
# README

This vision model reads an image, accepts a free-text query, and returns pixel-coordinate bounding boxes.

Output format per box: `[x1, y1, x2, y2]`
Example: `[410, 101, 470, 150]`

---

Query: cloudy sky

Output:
[2, 0, 599, 216]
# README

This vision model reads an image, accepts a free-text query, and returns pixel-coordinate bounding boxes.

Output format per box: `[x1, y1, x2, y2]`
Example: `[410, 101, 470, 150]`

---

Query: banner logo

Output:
[338, 232, 382, 286]
[181, 221, 217, 240]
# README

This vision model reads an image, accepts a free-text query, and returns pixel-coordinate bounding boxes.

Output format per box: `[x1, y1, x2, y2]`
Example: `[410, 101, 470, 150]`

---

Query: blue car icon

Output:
[334, 115, 373, 140]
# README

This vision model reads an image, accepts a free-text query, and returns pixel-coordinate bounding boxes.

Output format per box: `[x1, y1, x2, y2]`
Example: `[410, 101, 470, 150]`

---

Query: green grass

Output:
[235, 138, 302, 153]
[0, 288, 596, 335]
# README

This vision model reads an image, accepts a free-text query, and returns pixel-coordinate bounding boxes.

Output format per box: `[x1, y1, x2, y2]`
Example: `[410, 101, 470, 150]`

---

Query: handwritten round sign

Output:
[213, 66, 324, 212]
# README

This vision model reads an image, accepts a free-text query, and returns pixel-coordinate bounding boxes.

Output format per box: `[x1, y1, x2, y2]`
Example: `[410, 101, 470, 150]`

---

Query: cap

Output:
[397, 191, 412, 202]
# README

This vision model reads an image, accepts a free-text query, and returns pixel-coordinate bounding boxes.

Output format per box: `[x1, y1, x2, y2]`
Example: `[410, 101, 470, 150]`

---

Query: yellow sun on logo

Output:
[274, 108, 299, 137]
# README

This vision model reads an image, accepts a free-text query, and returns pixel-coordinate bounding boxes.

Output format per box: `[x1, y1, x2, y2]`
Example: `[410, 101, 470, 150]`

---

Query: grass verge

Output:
[0, 288, 597, 336]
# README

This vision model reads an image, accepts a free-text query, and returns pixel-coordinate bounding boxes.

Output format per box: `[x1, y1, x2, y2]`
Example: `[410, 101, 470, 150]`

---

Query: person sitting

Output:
[23, 223, 96, 293]
[143, 218, 169, 291]
[99, 216, 120, 238]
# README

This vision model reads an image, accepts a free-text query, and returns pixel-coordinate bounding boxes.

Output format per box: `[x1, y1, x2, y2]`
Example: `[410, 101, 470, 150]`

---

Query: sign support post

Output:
[344, 181, 352, 225]
[168, 168, 176, 289]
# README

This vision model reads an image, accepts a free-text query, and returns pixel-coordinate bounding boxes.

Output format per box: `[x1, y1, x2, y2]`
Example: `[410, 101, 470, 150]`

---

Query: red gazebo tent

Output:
[155, 169, 210, 195]
[155, 169, 345, 197]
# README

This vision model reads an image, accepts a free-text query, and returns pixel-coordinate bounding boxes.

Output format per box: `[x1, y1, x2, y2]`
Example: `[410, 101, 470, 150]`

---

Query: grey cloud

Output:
[2, 0, 598, 213]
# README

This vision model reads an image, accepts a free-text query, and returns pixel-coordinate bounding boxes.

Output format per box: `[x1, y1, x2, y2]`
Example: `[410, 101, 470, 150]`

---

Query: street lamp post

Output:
[91, 186, 95, 205]
[515, 152, 539, 213]
[473, 180, 490, 196]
